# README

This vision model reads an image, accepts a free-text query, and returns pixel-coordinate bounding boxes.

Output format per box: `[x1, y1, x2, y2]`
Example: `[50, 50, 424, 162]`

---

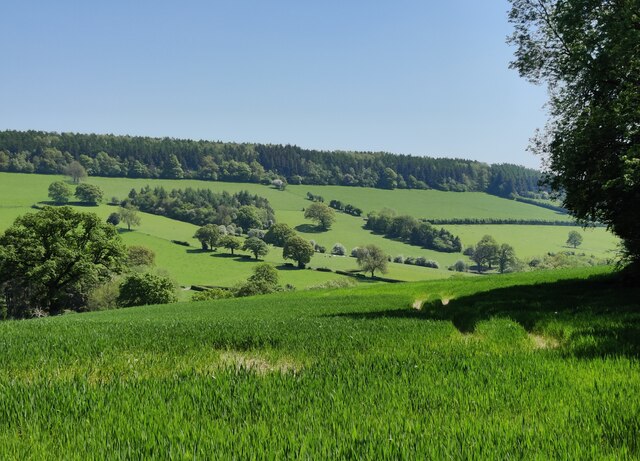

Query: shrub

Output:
[307, 278, 357, 290]
[393, 255, 404, 263]
[127, 246, 156, 268]
[331, 243, 346, 256]
[192, 288, 233, 301]
[404, 256, 416, 265]
[452, 260, 467, 272]
[106, 212, 121, 226]
[117, 272, 178, 307]
[350, 247, 361, 257]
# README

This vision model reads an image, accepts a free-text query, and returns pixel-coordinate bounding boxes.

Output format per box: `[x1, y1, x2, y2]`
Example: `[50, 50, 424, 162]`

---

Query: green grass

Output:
[0, 266, 638, 458]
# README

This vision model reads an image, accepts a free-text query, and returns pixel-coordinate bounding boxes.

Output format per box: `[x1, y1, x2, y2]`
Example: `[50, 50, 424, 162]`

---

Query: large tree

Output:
[242, 237, 269, 260]
[508, 0, 640, 265]
[304, 202, 336, 230]
[119, 205, 141, 231]
[0, 207, 126, 317]
[48, 181, 72, 204]
[194, 224, 222, 251]
[64, 160, 87, 184]
[75, 183, 103, 205]
[283, 235, 315, 268]
[356, 244, 388, 278]
[472, 235, 499, 273]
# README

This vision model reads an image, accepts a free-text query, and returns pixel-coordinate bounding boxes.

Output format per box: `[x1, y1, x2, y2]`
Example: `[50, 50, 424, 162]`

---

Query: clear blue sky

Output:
[0, 0, 548, 168]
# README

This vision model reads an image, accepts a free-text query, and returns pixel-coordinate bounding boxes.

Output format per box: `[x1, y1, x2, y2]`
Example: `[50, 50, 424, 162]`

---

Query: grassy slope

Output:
[0, 266, 638, 458]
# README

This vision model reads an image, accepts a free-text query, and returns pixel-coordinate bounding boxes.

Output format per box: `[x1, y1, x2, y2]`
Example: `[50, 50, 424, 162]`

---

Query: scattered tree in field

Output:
[248, 263, 279, 286]
[74, 183, 103, 205]
[243, 237, 269, 260]
[472, 235, 499, 272]
[453, 260, 467, 272]
[283, 235, 315, 269]
[194, 224, 222, 251]
[234, 263, 280, 297]
[64, 160, 87, 183]
[331, 243, 346, 256]
[117, 272, 177, 307]
[304, 202, 336, 230]
[48, 181, 72, 204]
[508, 0, 640, 265]
[106, 212, 120, 226]
[219, 235, 242, 255]
[119, 205, 141, 231]
[356, 244, 388, 278]
[271, 178, 287, 190]
[497, 244, 517, 274]
[0, 207, 126, 317]
[566, 231, 583, 249]
[127, 245, 155, 268]
[264, 223, 295, 247]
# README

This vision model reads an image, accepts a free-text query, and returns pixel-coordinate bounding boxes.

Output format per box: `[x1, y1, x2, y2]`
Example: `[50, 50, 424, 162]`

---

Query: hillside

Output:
[0, 267, 638, 458]
[0, 172, 618, 291]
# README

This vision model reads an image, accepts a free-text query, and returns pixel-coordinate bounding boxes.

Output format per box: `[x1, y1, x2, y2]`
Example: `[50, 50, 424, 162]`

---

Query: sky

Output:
[0, 0, 549, 169]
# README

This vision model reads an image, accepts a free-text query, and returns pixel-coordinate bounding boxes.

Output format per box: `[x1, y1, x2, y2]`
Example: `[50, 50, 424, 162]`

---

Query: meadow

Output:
[0, 266, 638, 458]
[0, 172, 619, 291]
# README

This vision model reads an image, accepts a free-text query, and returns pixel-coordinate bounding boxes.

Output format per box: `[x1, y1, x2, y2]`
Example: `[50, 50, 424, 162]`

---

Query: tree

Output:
[117, 272, 177, 307]
[247, 263, 279, 286]
[331, 243, 346, 256]
[234, 263, 280, 297]
[64, 160, 87, 184]
[304, 202, 336, 230]
[127, 245, 155, 268]
[497, 243, 517, 274]
[356, 244, 388, 278]
[271, 178, 287, 190]
[219, 234, 242, 255]
[283, 235, 315, 268]
[264, 223, 296, 247]
[472, 235, 499, 272]
[242, 237, 269, 260]
[236, 205, 264, 230]
[566, 230, 583, 249]
[508, 0, 640, 265]
[48, 181, 72, 204]
[106, 212, 121, 226]
[194, 224, 222, 251]
[118, 205, 141, 231]
[75, 183, 103, 205]
[0, 207, 126, 317]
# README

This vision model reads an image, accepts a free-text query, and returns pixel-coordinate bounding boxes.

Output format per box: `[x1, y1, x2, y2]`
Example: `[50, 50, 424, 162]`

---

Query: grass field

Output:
[0, 266, 638, 458]
[0, 172, 619, 288]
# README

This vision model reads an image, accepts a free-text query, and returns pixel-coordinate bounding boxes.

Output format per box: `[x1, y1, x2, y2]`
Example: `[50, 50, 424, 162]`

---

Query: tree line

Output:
[365, 209, 462, 253]
[124, 186, 275, 229]
[0, 130, 543, 198]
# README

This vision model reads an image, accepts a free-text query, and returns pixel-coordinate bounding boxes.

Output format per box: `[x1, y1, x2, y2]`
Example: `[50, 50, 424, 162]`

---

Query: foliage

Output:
[74, 183, 103, 205]
[497, 243, 517, 274]
[0, 207, 126, 317]
[508, 0, 640, 264]
[191, 288, 234, 301]
[219, 235, 242, 255]
[118, 205, 141, 230]
[47, 181, 72, 204]
[472, 235, 499, 273]
[283, 236, 315, 269]
[356, 244, 388, 277]
[194, 224, 222, 251]
[304, 202, 336, 230]
[329, 199, 363, 216]
[264, 223, 296, 247]
[247, 263, 279, 286]
[452, 260, 468, 272]
[242, 237, 269, 260]
[117, 272, 177, 307]
[127, 245, 156, 268]
[106, 212, 120, 226]
[85, 276, 122, 311]
[567, 230, 583, 249]
[64, 160, 87, 184]
[331, 243, 346, 256]
[125, 185, 274, 228]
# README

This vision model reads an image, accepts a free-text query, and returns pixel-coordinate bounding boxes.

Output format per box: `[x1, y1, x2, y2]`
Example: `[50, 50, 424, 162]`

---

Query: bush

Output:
[452, 260, 467, 272]
[117, 272, 178, 307]
[106, 212, 121, 226]
[86, 277, 123, 311]
[316, 267, 333, 272]
[307, 278, 357, 290]
[331, 243, 346, 256]
[350, 247, 361, 257]
[404, 256, 416, 265]
[463, 246, 475, 257]
[127, 246, 156, 268]
[393, 255, 404, 263]
[192, 288, 233, 301]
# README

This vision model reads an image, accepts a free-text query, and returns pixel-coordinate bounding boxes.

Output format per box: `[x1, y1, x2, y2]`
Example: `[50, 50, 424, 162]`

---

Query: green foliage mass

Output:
[117, 272, 177, 307]
[283, 236, 315, 269]
[47, 181, 72, 204]
[74, 183, 103, 204]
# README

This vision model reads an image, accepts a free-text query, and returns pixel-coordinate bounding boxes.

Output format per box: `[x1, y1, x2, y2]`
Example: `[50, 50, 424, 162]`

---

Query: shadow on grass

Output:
[210, 253, 257, 263]
[37, 201, 99, 207]
[295, 224, 325, 234]
[117, 228, 135, 234]
[186, 248, 209, 254]
[330, 273, 640, 358]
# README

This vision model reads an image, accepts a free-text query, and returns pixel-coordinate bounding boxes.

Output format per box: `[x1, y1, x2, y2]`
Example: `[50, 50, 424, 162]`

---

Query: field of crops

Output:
[0, 266, 638, 458]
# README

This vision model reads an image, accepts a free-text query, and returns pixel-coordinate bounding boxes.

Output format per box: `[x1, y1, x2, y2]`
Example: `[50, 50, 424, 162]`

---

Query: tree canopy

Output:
[508, 0, 640, 265]
[304, 202, 336, 230]
[283, 236, 315, 269]
[0, 207, 126, 317]
[356, 244, 388, 278]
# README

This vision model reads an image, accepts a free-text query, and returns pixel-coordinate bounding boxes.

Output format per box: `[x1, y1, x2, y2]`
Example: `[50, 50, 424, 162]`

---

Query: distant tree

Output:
[236, 205, 264, 230]
[117, 272, 177, 307]
[304, 202, 336, 230]
[64, 160, 87, 184]
[566, 231, 583, 249]
[163, 154, 184, 179]
[331, 243, 346, 256]
[497, 244, 517, 274]
[472, 235, 499, 272]
[378, 167, 398, 189]
[219, 234, 242, 255]
[264, 223, 296, 247]
[74, 183, 103, 205]
[194, 224, 222, 251]
[356, 244, 388, 278]
[247, 263, 279, 286]
[118, 205, 141, 231]
[242, 237, 269, 260]
[271, 178, 287, 190]
[453, 260, 467, 272]
[0, 207, 126, 317]
[283, 235, 315, 269]
[106, 212, 121, 226]
[127, 245, 155, 268]
[48, 181, 72, 204]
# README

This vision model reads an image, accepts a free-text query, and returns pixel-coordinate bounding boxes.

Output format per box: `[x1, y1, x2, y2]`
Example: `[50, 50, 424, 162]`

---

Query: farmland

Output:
[0, 266, 638, 458]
